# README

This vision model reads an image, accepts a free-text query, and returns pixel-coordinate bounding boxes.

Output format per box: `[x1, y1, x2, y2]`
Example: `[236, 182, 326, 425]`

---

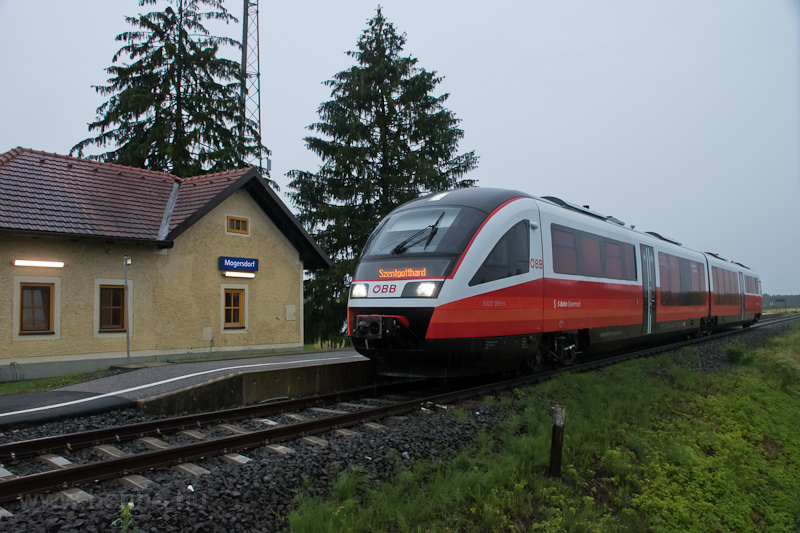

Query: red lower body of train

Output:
[347, 188, 762, 377]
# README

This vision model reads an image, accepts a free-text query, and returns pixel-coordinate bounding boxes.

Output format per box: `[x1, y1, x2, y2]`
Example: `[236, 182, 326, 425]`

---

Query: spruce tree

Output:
[288, 7, 478, 345]
[71, 0, 270, 182]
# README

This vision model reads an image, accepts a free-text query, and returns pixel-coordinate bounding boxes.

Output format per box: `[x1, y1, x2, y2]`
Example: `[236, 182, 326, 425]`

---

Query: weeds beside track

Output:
[289, 321, 800, 532]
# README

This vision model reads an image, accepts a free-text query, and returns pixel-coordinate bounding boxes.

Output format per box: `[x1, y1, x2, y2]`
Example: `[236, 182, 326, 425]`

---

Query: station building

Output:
[0, 147, 331, 379]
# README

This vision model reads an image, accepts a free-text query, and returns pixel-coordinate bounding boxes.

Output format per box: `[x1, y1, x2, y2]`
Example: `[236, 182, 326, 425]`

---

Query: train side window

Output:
[691, 262, 706, 305]
[623, 243, 637, 281]
[712, 266, 739, 305]
[579, 233, 602, 277]
[469, 220, 530, 286]
[744, 275, 758, 294]
[552, 226, 578, 275]
[659, 252, 706, 306]
[605, 241, 623, 279]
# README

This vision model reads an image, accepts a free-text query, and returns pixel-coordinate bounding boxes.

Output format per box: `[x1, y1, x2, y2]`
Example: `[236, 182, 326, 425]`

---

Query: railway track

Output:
[0, 314, 796, 507]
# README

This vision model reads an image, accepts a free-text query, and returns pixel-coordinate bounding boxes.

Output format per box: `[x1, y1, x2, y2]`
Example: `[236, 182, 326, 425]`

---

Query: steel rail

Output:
[0, 377, 526, 503]
[0, 380, 422, 462]
[1, 314, 795, 504]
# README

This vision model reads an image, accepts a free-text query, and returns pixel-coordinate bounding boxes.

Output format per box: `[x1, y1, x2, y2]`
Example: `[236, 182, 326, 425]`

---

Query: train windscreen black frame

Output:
[361, 206, 486, 259]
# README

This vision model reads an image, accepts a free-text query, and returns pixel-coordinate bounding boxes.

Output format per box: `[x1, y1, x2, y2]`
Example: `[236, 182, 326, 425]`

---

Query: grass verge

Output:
[288, 325, 800, 532]
[0, 369, 111, 398]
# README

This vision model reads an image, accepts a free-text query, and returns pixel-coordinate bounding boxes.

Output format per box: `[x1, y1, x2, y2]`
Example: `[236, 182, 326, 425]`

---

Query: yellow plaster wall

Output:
[0, 190, 304, 361]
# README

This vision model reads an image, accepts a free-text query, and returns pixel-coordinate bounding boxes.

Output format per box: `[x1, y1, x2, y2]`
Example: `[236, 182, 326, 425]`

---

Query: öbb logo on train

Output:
[372, 284, 397, 294]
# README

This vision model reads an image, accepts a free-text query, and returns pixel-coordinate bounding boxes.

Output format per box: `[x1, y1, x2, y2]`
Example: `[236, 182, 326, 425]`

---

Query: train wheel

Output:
[549, 334, 577, 366]
[527, 346, 546, 372]
[699, 318, 715, 337]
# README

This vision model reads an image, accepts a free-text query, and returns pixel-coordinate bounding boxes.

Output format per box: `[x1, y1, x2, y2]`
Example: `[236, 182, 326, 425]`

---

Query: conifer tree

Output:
[71, 0, 270, 182]
[289, 7, 478, 345]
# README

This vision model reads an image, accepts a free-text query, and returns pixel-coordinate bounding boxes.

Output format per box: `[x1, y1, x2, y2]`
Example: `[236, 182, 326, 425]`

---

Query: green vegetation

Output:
[0, 369, 109, 397]
[71, 0, 269, 182]
[288, 7, 477, 346]
[289, 325, 800, 531]
[111, 502, 138, 533]
[768, 307, 800, 317]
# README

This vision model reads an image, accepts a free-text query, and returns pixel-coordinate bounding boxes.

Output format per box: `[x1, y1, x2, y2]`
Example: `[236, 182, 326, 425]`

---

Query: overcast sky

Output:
[1, 0, 798, 295]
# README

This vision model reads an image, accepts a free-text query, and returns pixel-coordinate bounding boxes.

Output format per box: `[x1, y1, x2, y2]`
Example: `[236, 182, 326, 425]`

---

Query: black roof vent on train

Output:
[705, 252, 728, 261]
[732, 261, 751, 270]
[645, 231, 682, 246]
[541, 196, 625, 226]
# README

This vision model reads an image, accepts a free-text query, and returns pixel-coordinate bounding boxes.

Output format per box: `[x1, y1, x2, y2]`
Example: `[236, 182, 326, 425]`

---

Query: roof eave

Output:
[167, 169, 332, 270]
[0, 228, 174, 249]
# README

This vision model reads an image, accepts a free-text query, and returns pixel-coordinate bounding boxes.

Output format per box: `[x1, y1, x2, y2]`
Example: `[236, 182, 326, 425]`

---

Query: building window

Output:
[99, 285, 126, 332]
[224, 288, 245, 328]
[227, 216, 249, 235]
[20, 283, 54, 334]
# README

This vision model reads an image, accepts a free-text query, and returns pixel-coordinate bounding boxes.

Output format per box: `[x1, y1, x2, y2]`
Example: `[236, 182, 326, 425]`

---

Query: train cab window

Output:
[361, 206, 485, 259]
[469, 220, 530, 286]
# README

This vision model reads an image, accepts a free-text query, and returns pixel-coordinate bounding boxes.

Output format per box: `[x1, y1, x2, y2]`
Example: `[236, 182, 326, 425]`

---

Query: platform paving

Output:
[0, 349, 364, 430]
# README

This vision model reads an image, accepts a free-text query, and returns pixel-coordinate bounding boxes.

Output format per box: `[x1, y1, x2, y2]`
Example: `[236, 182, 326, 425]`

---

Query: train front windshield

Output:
[356, 205, 486, 279]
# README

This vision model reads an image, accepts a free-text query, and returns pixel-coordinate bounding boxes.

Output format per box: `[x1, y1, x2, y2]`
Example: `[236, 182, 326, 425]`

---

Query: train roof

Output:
[393, 188, 533, 215]
[390, 188, 758, 276]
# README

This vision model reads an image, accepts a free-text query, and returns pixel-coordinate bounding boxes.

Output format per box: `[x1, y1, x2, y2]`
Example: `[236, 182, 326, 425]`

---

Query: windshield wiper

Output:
[423, 212, 445, 250]
[391, 212, 444, 255]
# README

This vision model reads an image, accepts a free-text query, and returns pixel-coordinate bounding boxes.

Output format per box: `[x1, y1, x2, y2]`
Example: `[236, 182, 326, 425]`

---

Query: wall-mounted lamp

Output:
[13, 260, 65, 268]
[224, 271, 255, 278]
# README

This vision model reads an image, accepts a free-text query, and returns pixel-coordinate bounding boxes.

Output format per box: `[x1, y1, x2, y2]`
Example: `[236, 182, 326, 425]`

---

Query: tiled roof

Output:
[169, 168, 252, 232]
[0, 147, 179, 240]
[0, 147, 332, 269]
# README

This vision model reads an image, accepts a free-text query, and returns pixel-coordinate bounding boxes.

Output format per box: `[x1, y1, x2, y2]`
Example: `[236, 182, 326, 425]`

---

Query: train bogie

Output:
[348, 188, 762, 377]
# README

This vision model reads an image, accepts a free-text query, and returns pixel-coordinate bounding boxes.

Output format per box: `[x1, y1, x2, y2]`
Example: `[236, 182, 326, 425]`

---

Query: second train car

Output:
[347, 188, 762, 377]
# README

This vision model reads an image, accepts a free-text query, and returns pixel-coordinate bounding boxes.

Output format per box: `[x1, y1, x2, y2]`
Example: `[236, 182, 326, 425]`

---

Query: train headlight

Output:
[350, 283, 369, 298]
[401, 281, 442, 298]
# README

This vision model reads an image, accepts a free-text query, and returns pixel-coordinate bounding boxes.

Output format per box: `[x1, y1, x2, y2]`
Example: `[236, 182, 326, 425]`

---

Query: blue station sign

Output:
[218, 256, 259, 272]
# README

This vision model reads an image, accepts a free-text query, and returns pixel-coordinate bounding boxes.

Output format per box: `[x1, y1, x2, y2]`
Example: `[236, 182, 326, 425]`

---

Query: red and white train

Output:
[347, 188, 762, 377]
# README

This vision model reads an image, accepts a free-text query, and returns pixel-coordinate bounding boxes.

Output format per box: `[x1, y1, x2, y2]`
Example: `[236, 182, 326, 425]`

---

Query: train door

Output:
[738, 272, 745, 320]
[640, 245, 656, 334]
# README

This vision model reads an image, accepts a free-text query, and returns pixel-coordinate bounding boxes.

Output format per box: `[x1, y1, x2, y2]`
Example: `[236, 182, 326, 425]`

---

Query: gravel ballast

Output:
[0, 323, 793, 532]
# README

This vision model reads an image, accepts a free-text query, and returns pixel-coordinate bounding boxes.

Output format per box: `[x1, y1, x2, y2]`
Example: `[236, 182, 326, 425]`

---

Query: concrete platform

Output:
[0, 349, 368, 430]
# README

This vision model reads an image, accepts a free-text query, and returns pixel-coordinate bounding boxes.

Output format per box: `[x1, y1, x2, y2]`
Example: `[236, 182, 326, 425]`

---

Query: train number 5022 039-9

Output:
[483, 300, 506, 307]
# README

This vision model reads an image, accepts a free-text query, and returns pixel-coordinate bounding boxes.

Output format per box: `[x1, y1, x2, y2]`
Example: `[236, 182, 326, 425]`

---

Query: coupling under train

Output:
[347, 188, 762, 377]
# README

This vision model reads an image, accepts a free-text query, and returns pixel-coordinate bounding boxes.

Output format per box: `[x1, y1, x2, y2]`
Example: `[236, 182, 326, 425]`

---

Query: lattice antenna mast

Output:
[240, 0, 266, 173]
